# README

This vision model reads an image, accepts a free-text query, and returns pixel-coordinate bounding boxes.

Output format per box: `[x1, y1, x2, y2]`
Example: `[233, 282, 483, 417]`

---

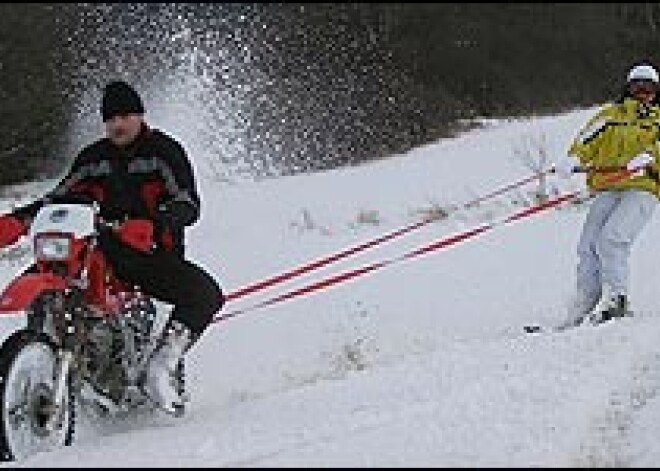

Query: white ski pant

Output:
[576, 189, 657, 310]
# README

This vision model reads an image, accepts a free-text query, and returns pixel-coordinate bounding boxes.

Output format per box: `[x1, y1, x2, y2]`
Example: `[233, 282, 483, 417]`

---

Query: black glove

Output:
[156, 199, 197, 229]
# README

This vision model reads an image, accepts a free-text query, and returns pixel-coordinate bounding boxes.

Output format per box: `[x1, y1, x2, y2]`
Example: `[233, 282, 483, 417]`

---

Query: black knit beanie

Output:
[101, 80, 145, 122]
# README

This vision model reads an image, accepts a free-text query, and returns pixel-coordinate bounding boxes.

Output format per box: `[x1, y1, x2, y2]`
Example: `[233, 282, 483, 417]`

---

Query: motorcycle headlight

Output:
[34, 234, 72, 261]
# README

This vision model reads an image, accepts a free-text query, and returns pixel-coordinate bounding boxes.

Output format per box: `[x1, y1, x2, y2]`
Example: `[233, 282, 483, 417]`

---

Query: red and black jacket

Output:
[15, 124, 200, 256]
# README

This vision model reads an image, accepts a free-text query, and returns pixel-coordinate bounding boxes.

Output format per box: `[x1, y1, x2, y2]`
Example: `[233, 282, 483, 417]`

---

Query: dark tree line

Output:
[0, 4, 74, 185]
[1, 3, 660, 185]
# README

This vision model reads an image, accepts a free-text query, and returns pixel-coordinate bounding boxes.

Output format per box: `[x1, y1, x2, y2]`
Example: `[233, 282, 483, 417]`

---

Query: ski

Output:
[523, 312, 633, 334]
[523, 324, 545, 334]
[523, 324, 566, 334]
[523, 323, 580, 334]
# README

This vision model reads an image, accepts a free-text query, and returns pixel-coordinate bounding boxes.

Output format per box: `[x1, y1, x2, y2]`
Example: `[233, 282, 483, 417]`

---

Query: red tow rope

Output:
[214, 165, 636, 323]
[224, 169, 553, 302]
[214, 190, 578, 322]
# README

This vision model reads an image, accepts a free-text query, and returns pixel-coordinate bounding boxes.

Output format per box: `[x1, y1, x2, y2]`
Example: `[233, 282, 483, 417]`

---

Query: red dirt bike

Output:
[0, 202, 185, 462]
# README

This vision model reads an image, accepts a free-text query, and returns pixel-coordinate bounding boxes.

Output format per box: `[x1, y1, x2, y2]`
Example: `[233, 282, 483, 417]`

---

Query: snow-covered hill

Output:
[4, 106, 660, 467]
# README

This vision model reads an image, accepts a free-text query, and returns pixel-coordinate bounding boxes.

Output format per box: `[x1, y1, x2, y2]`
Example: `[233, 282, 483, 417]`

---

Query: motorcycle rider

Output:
[0, 80, 225, 414]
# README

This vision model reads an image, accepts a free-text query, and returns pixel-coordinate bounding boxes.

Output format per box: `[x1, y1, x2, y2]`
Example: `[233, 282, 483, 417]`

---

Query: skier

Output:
[554, 60, 660, 328]
[0, 80, 225, 414]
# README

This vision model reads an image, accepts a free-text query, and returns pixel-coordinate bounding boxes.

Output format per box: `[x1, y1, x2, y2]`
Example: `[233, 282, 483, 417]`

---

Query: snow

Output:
[3, 106, 660, 467]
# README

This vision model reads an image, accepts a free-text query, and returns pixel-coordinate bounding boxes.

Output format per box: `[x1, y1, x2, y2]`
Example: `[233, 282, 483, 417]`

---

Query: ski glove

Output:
[0, 215, 27, 248]
[626, 151, 654, 174]
[554, 154, 581, 179]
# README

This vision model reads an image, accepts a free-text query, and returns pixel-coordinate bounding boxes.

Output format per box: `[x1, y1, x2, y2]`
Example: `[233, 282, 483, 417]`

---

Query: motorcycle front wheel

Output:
[0, 329, 75, 462]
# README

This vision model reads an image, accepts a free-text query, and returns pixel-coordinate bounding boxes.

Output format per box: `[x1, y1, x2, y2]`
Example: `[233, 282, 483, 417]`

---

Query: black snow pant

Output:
[98, 231, 225, 343]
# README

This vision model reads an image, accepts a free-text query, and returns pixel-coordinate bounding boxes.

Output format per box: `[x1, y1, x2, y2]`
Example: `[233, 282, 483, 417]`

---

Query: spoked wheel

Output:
[0, 330, 75, 462]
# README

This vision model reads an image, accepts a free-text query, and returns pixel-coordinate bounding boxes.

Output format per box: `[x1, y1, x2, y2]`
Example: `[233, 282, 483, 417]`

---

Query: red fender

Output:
[0, 273, 67, 314]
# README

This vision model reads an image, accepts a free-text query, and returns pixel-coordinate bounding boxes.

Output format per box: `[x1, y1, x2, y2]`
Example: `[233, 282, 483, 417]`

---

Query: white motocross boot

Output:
[142, 319, 192, 416]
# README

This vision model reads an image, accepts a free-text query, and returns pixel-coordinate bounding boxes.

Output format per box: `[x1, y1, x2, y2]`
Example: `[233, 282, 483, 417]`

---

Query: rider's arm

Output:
[156, 136, 201, 228]
[11, 147, 95, 225]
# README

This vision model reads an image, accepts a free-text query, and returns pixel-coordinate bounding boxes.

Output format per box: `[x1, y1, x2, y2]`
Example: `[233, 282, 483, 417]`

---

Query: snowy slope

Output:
[4, 107, 660, 467]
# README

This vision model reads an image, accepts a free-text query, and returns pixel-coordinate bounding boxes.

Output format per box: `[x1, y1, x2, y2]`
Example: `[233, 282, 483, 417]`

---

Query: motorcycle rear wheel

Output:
[0, 329, 75, 462]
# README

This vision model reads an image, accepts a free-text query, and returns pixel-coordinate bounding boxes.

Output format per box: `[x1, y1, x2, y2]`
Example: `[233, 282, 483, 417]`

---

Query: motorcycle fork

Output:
[51, 350, 73, 415]
[47, 289, 83, 430]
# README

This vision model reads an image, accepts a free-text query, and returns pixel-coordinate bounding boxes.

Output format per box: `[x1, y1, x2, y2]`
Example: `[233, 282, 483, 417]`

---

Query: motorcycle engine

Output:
[84, 317, 127, 403]
[82, 297, 158, 405]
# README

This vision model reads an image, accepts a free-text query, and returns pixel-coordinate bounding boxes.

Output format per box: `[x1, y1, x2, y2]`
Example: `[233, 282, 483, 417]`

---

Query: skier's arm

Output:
[568, 107, 613, 167]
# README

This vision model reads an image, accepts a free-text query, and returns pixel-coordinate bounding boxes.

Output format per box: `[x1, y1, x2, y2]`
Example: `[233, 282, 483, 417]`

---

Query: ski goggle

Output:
[629, 79, 658, 95]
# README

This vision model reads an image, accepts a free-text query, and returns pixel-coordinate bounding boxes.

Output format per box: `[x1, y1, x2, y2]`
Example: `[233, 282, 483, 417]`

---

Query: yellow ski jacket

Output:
[569, 98, 660, 196]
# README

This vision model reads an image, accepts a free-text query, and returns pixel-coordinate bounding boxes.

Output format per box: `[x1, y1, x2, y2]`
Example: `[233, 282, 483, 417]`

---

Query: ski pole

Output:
[575, 165, 627, 173]
[553, 164, 641, 175]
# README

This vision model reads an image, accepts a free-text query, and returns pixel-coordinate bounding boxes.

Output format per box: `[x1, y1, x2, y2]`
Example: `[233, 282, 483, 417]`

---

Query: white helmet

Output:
[627, 64, 660, 83]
